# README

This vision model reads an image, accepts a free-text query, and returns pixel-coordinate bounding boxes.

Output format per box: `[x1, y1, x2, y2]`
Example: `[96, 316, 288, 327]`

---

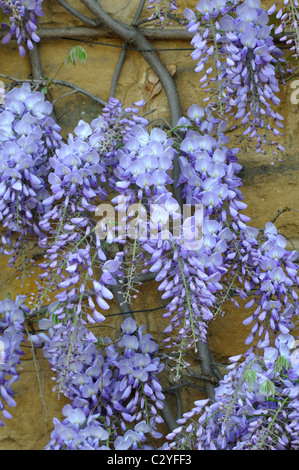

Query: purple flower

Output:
[184, 0, 285, 157]
[0, 0, 44, 56]
[0, 295, 27, 426]
[42, 316, 164, 450]
[0, 83, 61, 267]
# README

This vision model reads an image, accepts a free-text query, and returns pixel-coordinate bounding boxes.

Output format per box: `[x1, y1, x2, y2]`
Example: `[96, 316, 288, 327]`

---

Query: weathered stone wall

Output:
[0, 0, 298, 450]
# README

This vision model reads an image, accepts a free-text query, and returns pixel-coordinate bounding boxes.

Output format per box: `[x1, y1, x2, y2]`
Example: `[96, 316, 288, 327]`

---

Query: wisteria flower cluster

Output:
[32, 316, 164, 450]
[151, 106, 245, 358]
[0, 295, 27, 427]
[165, 331, 299, 450]
[184, 0, 286, 157]
[101, 118, 209, 361]
[241, 221, 299, 349]
[0, 82, 61, 270]
[0, 0, 298, 453]
[94, 117, 177, 307]
[0, 0, 44, 56]
[35, 97, 148, 328]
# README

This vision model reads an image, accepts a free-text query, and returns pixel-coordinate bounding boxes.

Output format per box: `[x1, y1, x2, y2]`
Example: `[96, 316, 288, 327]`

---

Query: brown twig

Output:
[271, 206, 299, 224]
[50, 78, 108, 106]
[0, 73, 108, 107]
[28, 43, 43, 81]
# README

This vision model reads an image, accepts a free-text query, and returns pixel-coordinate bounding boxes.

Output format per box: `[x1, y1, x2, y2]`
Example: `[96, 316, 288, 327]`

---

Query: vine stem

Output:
[222, 357, 258, 427]
[170, 241, 197, 379]
[124, 199, 142, 305]
[258, 396, 289, 449]
[214, 267, 240, 317]
[109, 0, 146, 97]
[56, 0, 100, 27]
[80, 0, 181, 128]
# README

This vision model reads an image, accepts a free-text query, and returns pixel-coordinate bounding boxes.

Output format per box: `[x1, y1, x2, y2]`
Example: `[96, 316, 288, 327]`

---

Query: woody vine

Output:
[0, 0, 299, 450]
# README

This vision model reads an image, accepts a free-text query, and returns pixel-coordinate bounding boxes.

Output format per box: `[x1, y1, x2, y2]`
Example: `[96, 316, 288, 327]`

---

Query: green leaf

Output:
[244, 368, 257, 389]
[274, 355, 290, 374]
[41, 86, 48, 95]
[64, 46, 87, 67]
[259, 379, 276, 398]
[51, 314, 59, 325]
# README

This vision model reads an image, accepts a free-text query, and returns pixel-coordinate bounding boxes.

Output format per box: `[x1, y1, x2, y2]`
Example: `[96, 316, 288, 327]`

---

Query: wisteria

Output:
[33, 98, 149, 338]
[104, 123, 176, 301]
[0, 296, 27, 427]
[241, 221, 299, 349]
[0, 0, 298, 453]
[165, 330, 299, 450]
[0, 0, 44, 56]
[0, 82, 61, 275]
[184, 0, 286, 157]
[30, 316, 165, 450]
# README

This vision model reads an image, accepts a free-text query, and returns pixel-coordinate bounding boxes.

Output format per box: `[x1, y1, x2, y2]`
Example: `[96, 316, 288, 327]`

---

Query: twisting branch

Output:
[0, 25, 194, 41]
[27, 43, 58, 121]
[28, 43, 43, 81]
[80, 0, 181, 128]
[109, 44, 128, 98]
[56, 0, 101, 27]
[110, 0, 147, 98]
[197, 340, 216, 401]
[132, 0, 147, 26]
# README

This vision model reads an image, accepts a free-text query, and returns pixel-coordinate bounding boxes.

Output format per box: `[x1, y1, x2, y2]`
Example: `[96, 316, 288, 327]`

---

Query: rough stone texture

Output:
[0, 0, 298, 450]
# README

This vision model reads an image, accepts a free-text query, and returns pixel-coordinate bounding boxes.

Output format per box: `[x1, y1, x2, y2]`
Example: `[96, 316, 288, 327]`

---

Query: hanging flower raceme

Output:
[100, 123, 176, 303]
[152, 102, 299, 378]
[0, 0, 44, 56]
[36, 98, 148, 334]
[242, 221, 299, 349]
[0, 83, 62, 270]
[175, 104, 299, 345]
[100, 103, 246, 372]
[184, 0, 286, 158]
[34, 316, 164, 450]
[0, 295, 27, 426]
[146, 106, 243, 363]
[165, 331, 299, 450]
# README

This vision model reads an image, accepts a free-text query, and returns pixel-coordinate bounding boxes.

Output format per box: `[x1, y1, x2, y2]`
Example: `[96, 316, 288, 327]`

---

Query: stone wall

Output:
[0, 0, 298, 450]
